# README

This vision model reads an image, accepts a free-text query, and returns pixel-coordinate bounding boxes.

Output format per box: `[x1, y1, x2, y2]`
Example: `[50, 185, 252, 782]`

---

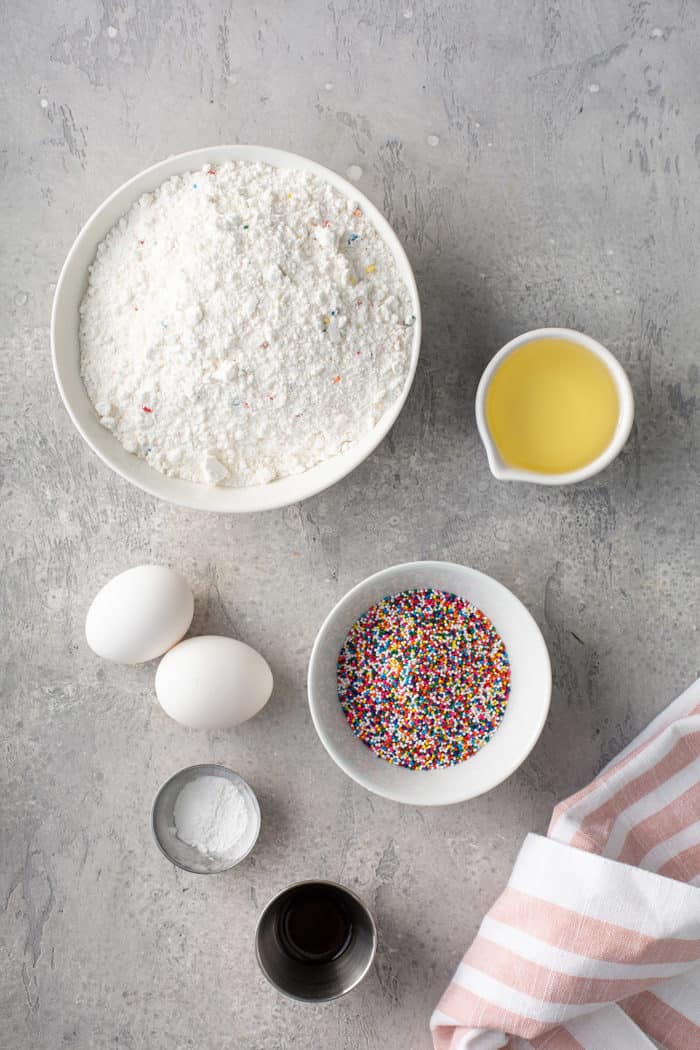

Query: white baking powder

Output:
[80, 161, 414, 486]
[173, 775, 249, 858]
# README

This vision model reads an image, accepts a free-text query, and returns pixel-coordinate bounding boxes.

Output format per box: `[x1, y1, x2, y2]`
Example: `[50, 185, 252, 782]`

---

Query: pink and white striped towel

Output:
[431, 678, 700, 1050]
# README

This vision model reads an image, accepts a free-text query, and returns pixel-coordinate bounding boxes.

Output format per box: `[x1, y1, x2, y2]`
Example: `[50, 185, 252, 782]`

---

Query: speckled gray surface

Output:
[1, 2, 699, 1048]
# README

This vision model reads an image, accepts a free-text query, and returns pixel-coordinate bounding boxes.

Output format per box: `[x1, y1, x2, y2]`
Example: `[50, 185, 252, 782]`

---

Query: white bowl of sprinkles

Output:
[308, 561, 552, 806]
[51, 145, 421, 513]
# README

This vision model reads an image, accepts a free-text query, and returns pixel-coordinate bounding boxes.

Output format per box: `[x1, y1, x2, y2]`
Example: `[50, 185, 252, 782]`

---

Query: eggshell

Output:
[155, 635, 273, 730]
[86, 565, 194, 664]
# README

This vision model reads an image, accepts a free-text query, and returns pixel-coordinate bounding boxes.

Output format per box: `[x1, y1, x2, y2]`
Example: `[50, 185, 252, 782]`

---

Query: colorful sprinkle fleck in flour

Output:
[337, 589, 511, 770]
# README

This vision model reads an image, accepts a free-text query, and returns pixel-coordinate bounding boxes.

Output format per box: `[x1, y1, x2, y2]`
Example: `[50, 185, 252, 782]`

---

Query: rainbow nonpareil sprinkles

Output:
[337, 589, 511, 770]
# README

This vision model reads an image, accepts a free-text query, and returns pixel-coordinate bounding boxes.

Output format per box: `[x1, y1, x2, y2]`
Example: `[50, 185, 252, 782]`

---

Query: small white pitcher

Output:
[475, 327, 635, 485]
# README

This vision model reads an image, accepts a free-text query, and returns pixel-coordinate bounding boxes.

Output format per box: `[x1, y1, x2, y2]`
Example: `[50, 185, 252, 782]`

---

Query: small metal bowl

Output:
[255, 880, 377, 1002]
[152, 763, 261, 874]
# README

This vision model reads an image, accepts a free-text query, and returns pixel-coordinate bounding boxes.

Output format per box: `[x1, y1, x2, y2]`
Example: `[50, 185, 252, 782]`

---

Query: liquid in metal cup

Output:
[255, 880, 377, 1002]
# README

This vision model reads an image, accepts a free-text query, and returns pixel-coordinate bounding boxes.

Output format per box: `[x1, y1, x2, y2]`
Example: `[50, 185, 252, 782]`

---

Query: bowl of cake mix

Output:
[308, 561, 551, 805]
[51, 146, 421, 512]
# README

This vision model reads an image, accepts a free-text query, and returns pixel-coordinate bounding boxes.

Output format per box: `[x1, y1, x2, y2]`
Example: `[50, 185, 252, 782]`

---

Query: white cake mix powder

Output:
[79, 161, 415, 487]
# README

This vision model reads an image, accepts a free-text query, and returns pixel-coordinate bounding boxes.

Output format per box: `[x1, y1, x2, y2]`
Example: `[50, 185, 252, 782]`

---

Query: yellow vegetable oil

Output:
[485, 337, 619, 474]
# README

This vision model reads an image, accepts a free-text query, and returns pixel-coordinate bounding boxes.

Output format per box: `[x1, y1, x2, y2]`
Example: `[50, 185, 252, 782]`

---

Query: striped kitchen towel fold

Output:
[431, 678, 700, 1050]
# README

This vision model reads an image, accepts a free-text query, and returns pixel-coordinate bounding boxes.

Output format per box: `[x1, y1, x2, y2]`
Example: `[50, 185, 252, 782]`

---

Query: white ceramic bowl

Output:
[475, 327, 634, 486]
[51, 146, 421, 513]
[308, 561, 551, 806]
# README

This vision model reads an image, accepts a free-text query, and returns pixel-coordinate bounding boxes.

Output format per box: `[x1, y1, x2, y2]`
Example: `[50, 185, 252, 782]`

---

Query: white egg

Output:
[86, 565, 194, 664]
[155, 635, 273, 730]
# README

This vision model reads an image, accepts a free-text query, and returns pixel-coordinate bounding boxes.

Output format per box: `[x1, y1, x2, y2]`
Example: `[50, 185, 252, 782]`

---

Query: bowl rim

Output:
[307, 560, 552, 805]
[254, 878, 378, 1002]
[475, 326, 635, 485]
[151, 762, 261, 873]
[50, 144, 422, 513]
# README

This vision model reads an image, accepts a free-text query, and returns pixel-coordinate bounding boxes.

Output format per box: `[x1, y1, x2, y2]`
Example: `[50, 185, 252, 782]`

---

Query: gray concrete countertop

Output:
[2, 2, 698, 1047]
